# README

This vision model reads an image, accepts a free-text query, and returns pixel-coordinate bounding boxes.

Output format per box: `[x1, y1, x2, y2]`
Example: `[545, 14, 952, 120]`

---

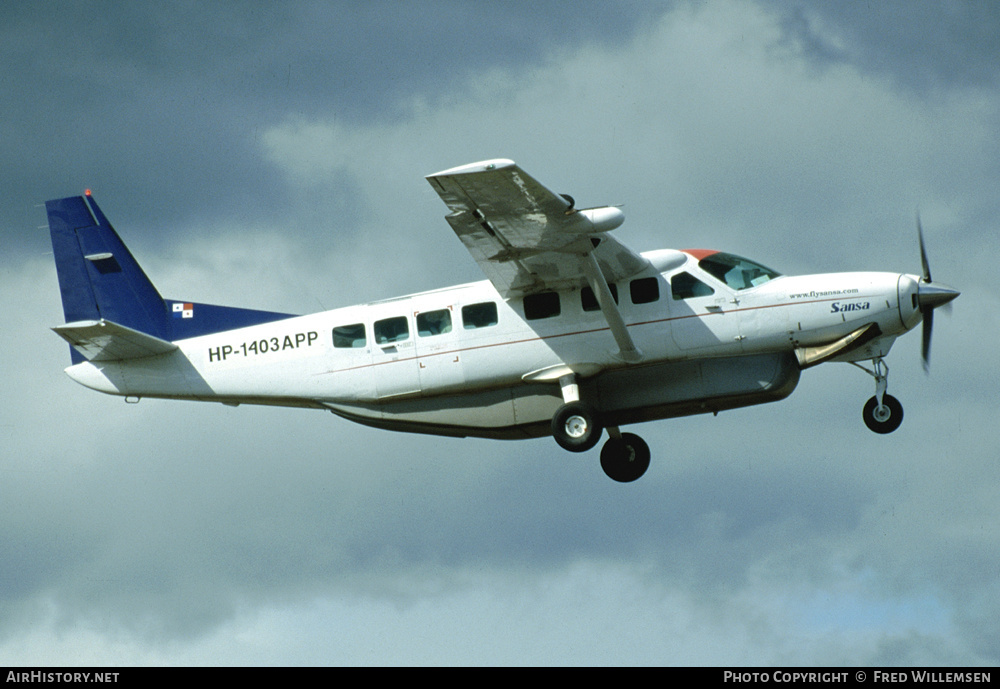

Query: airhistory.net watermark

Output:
[6, 672, 119, 683]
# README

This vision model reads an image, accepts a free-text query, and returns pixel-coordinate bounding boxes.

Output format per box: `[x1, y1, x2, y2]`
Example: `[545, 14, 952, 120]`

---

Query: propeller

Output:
[915, 214, 960, 372]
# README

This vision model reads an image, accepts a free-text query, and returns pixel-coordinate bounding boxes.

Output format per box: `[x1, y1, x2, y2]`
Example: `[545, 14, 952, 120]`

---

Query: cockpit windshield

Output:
[698, 252, 781, 291]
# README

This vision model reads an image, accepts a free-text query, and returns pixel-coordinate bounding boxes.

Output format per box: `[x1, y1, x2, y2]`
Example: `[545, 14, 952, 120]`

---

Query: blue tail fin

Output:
[47, 193, 169, 348]
[47, 192, 296, 363]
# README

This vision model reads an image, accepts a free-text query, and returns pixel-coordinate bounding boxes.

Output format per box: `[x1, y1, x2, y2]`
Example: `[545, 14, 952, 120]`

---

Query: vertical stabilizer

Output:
[46, 193, 168, 362]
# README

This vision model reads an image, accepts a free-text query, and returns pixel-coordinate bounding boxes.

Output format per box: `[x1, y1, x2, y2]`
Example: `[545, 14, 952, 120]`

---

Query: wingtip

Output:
[426, 158, 515, 178]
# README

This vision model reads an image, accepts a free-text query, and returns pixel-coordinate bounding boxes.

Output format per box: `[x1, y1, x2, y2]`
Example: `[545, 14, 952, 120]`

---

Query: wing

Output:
[426, 159, 647, 362]
[426, 159, 650, 298]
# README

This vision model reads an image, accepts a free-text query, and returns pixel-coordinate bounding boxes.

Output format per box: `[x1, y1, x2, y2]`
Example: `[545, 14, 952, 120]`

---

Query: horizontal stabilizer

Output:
[52, 319, 178, 362]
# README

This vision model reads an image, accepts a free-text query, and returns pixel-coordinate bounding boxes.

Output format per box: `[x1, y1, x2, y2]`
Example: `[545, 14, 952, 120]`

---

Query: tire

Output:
[551, 402, 602, 453]
[600, 433, 650, 482]
[862, 394, 903, 434]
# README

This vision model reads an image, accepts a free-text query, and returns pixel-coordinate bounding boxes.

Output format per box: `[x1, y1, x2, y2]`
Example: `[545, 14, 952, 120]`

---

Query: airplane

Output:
[45, 159, 960, 482]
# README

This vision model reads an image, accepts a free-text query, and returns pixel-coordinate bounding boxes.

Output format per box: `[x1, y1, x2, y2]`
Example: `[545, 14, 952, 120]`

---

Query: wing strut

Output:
[581, 251, 643, 362]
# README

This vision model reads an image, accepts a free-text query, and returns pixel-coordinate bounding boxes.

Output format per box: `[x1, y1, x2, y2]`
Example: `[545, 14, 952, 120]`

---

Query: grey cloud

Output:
[763, 0, 1000, 92]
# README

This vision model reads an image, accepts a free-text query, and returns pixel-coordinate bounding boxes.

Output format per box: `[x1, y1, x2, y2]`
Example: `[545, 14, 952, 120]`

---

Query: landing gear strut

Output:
[550, 372, 649, 481]
[852, 358, 904, 434]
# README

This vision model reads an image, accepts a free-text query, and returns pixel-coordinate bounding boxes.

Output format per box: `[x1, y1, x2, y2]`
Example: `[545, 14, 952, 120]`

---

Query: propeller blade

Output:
[917, 213, 932, 283]
[921, 308, 933, 372]
[914, 219, 960, 373]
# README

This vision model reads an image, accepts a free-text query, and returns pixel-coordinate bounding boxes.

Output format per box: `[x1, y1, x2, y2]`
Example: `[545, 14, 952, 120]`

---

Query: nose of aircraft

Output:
[916, 281, 960, 310]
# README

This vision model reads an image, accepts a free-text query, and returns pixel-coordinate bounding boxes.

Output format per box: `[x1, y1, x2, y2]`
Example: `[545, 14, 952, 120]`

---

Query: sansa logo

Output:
[830, 301, 870, 313]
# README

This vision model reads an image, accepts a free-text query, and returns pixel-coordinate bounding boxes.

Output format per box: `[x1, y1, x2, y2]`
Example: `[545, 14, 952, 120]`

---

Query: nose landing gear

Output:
[852, 358, 904, 434]
[862, 394, 903, 433]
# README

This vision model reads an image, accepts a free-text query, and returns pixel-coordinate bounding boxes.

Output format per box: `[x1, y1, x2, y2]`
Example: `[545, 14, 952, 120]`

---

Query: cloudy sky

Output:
[2, 0, 998, 666]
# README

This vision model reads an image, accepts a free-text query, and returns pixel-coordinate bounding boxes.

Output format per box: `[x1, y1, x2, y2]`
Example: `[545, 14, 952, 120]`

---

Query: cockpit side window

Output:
[698, 253, 781, 290]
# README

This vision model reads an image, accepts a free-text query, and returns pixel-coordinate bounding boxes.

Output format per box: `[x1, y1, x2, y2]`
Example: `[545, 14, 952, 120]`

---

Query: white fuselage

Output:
[65, 249, 924, 439]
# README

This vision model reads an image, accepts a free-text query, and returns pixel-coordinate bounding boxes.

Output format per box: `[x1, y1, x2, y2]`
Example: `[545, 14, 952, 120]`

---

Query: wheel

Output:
[551, 402, 603, 452]
[600, 432, 650, 482]
[863, 394, 903, 434]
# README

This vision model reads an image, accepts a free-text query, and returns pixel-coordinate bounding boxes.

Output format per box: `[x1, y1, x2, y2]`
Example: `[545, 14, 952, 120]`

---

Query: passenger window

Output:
[417, 309, 452, 337]
[671, 272, 715, 300]
[373, 316, 409, 344]
[581, 283, 619, 311]
[523, 292, 561, 320]
[629, 277, 660, 304]
[462, 302, 498, 329]
[333, 323, 367, 348]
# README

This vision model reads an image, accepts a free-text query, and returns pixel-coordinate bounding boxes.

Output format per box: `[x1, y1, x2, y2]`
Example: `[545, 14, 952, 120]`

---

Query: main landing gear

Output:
[551, 374, 650, 482]
[600, 430, 650, 483]
[552, 402, 603, 452]
[852, 357, 904, 434]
